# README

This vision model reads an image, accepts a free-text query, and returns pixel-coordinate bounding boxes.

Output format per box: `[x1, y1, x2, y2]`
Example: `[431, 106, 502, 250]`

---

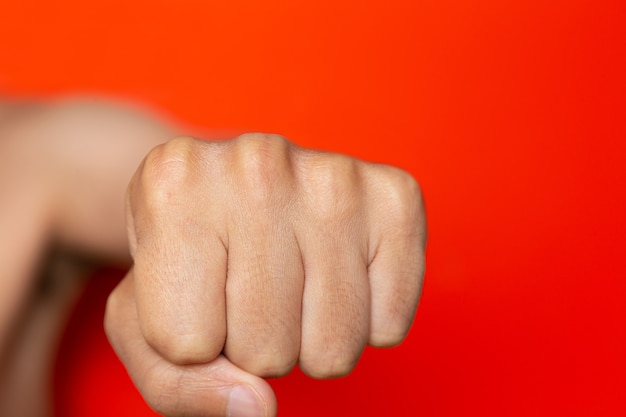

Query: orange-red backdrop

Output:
[2, 0, 625, 415]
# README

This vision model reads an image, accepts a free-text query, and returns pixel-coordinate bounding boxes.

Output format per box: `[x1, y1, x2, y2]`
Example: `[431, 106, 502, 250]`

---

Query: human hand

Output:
[104, 134, 426, 417]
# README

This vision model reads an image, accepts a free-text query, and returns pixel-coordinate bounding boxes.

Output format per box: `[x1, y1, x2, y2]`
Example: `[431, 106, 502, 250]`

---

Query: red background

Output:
[2, 0, 625, 415]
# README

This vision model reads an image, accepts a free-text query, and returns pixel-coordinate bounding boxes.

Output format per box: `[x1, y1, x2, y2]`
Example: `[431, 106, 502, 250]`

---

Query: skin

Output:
[0, 97, 176, 416]
[0, 97, 426, 417]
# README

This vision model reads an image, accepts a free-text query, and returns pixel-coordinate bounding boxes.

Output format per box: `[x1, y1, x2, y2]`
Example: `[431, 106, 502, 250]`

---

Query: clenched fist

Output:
[105, 134, 426, 417]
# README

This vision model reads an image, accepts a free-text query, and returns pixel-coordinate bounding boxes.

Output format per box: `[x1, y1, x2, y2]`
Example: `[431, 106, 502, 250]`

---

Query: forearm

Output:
[5, 97, 178, 256]
[1, 96, 179, 328]
[0, 96, 180, 415]
[0, 111, 53, 355]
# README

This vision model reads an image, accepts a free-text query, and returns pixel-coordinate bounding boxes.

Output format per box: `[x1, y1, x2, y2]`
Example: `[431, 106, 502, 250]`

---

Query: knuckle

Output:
[227, 329, 299, 378]
[233, 349, 298, 378]
[232, 133, 293, 201]
[299, 349, 360, 379]
[140, 136, 199, 209]
[143, 327, 222, 366]
[386, 167, 423, 219]
[369, 322, 411, 348]
[369, 165, 426, 241]
[304, 154, 362, 223]
[236, 132, 288, 145]
[235, 132, 290, 155]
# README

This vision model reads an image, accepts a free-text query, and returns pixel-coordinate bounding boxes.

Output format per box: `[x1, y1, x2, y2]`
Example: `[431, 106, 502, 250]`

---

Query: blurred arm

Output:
[0, 96, 178, 416]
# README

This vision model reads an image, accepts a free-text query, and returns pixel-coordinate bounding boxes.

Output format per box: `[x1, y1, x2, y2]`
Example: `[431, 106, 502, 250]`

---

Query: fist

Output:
[105, 134, 426, 417]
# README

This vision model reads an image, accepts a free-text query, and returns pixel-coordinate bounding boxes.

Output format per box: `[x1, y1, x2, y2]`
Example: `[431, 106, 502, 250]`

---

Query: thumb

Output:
[105, 270, 276, 417]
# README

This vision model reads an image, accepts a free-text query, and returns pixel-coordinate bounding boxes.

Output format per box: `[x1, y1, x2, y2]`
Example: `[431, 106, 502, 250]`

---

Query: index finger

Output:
[129, 137, 229, 365]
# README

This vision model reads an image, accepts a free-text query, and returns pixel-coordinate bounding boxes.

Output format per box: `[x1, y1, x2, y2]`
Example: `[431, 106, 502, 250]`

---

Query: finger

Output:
[295, 155, 370, 378]
[224, 216, 304, 377]
[129, 137, 228, 364]
[365, 166, 426, 347]
[105, 270, 277, 417]
[223, 134, 304, 377]
[298, 235, 370, 378]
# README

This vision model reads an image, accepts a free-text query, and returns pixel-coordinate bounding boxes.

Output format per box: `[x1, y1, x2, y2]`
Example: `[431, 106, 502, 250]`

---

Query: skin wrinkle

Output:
[152, 365, 241, 414]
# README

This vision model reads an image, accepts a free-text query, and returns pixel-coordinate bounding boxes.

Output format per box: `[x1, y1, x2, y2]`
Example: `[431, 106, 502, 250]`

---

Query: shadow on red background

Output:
[2, 0, 625, 415]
